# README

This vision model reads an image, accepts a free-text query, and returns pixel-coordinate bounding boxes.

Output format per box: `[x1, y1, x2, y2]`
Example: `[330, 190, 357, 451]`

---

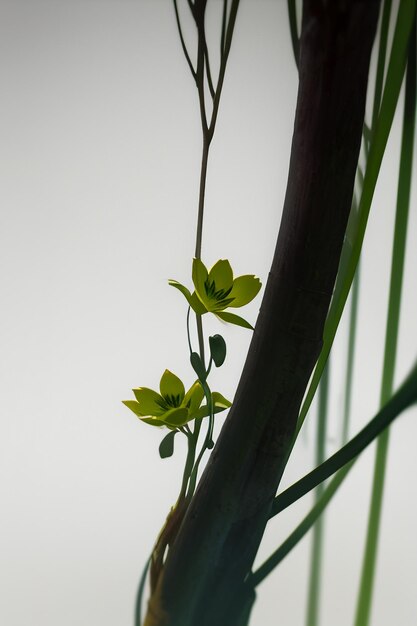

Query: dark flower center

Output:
[204, 279, 233, 304]
[156, 394, 182, 411]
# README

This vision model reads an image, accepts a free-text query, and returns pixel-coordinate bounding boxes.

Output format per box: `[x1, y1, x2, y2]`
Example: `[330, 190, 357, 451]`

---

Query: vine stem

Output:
[186, 388, 213, 499]
[179, 433, 198, 501]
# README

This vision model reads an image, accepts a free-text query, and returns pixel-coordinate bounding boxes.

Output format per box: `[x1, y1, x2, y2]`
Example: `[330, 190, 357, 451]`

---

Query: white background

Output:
[1, 1, 416, 625]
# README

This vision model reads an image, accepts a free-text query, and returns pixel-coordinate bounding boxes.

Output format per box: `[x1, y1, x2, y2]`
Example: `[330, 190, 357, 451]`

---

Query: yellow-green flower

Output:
[123, 369, 231, 428]
[169, 258, 261, 329]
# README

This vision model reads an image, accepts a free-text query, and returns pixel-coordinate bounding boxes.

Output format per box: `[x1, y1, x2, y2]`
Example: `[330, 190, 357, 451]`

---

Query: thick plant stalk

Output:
[143, 2, 380, 625]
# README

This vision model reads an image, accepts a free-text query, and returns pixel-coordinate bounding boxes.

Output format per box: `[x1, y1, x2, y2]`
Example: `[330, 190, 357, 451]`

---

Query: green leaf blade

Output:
[209, 334, 227, 367]
[190, 351, 207, 382]
[159, 431, 177, 458]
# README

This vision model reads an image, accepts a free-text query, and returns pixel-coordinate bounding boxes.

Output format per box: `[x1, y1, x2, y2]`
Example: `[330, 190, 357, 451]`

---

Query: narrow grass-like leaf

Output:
[371, 0, 393, 132]
[355, 22, 416, 626]
[306, 362, 330, 626]
[270, 361, 417, 518]
[296, 0, 417, 436]
[342, 246, 360, 445]
[255, 361, 416, 584]
[251, 463, 352, 587]
[342, 0, 389, 448]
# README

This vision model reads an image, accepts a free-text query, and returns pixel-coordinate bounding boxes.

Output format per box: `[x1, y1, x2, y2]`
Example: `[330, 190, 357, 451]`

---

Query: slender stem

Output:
[172, 0, 197, 81]
[196, 314, 205, 366]
[186, 307, 193, 354]
[196, 29, 209, 135]
[306, 362, 330, 626]
[193, 1, 241, 258]
[221, 0, 228, 55]
[205, 356, 213, 378]
[187, 425, 208, 498]
[208, 0, 240, 140]
[354, 22, 416, 626]
[203, 38, 215, 100]
[187, 383, 214, 498]
[194, 138, 210, 260]
[179, 433, 198, 500]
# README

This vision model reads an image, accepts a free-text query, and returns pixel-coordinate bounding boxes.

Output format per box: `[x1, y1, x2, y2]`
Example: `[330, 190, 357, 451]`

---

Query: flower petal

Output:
[191, 397, 231, 421]
[189, 291, 208, 315]
[168, 280, 193, 305]
[212, 391, 232, 409]
[122, 400, 146, 417]
[162, 407, 189, 427]
[159, 370, 185, 405]
[132, 387, 166, 416]
[182, 380, 204, 414]
[140, 416, 167, 427]
[192, 258, 211, 309]
[208, 259, 233, 292]
[215, 310, 254, 330]
[228, 275, 262, 308]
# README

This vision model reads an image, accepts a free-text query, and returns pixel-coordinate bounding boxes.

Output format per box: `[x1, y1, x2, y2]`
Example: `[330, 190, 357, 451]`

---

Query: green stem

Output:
[179, 433, 198, 501]
[354, 21, 416, 626]
[196, 314, 205, 367]
[306, 362, 330, 626]
[186, 307, 193, 354]
[186, 383, 213, 498]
